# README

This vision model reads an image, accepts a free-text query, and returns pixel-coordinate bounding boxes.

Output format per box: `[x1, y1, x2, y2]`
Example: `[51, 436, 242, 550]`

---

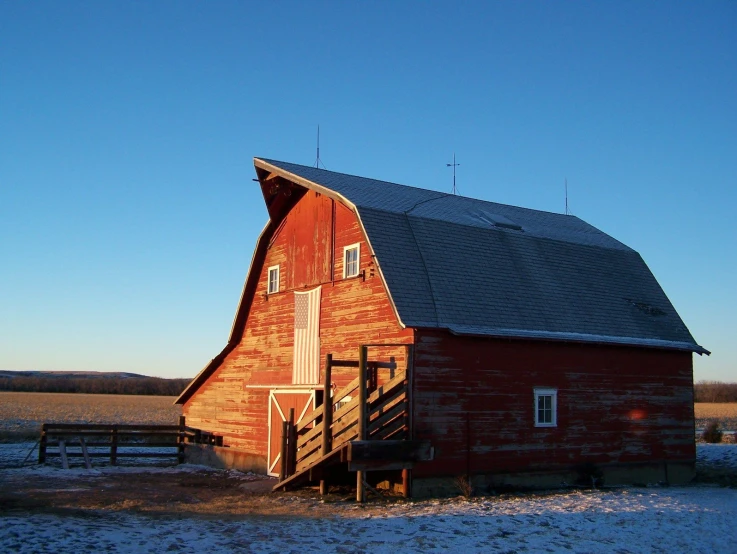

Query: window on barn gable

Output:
[267, 265, 280, 294]
[343, 243, 360, 279]
[534, 388, 557, 427]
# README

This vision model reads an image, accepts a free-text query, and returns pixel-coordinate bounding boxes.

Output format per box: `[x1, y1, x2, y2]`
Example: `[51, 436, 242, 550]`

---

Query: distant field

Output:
[695, 402, 737, 432]
[0, 391, 181, 440]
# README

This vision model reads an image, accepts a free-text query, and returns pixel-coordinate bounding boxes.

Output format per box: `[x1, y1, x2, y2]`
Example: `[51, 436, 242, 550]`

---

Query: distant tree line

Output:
[694, 381, 737, 403]
[0, 376, 190, 396]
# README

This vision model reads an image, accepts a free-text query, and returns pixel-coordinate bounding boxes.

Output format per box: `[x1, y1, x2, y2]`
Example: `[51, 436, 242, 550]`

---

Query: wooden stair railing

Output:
[293, 369, 408, 473]
[275, 345, 417, 497]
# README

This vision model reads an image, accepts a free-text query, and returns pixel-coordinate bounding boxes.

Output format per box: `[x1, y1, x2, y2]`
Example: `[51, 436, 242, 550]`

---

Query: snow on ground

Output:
[697, 443, 737, 470]
[2, 443, 736, 554]
[2, 488, 735, 553]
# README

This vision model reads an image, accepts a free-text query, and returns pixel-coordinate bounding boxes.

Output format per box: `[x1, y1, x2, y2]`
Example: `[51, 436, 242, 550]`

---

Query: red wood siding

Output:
[183, 191, 412, 456]
[412, 329, 695, 478]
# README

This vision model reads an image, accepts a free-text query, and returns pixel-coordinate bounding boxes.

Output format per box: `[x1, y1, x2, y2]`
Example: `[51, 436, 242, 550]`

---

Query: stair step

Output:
[273, 443, 349, 492]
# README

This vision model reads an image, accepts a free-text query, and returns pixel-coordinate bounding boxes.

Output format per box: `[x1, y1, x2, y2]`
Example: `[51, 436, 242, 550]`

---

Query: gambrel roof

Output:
[255, 158, 707, 355]
[175, 157, 706, 405]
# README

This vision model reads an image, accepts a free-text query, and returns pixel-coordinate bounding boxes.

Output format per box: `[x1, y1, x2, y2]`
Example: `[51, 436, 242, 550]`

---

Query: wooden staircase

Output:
[273, 345, 432, 500]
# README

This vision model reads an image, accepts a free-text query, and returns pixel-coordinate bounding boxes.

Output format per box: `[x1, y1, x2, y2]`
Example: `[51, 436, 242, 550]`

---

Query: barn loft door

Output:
[267, 390, 315, 477]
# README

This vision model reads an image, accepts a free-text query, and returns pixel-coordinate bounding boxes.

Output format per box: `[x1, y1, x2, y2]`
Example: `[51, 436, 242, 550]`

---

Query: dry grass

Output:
[695, 402, 737, 432]
[0, 391, 181, 441]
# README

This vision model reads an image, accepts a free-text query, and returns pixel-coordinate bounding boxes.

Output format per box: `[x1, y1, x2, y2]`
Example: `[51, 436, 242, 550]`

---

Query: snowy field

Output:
[1, 443, 736, 554]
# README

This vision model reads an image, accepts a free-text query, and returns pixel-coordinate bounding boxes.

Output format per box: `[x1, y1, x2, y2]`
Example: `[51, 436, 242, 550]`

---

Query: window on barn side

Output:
[267, 265, 280, 294]
[343, 243, 360, 279]
[534, 388, 557, 427]
[335, 395, 352, 412]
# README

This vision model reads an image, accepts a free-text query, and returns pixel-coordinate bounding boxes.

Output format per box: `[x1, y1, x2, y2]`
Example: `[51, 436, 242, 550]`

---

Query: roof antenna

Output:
[565, 178, 569, 215]
[314, 125, 326, 169]
[446, 153, 460, 195]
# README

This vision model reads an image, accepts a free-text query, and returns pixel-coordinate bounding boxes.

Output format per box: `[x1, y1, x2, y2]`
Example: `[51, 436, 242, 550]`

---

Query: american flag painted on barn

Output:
[293, 286, 321, 384]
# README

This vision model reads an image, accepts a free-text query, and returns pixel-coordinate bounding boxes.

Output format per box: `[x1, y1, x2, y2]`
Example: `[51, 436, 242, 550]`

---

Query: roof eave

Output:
[442, 325, 710, 355]
[254, 158, 356, 212]
[174, 343, 237, 405]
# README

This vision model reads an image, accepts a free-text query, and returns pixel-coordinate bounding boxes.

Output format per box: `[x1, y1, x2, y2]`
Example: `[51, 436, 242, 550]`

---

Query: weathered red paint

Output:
[183, 191, 412, 462]
[411, 329, 695, 478]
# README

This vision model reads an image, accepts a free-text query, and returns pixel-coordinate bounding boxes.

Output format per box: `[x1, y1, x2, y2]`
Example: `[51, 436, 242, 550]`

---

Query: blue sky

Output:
[1, 2, 735, 381]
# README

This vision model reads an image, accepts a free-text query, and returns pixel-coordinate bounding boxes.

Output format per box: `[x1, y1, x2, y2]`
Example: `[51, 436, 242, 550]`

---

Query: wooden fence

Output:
[38, 416, 222, 469]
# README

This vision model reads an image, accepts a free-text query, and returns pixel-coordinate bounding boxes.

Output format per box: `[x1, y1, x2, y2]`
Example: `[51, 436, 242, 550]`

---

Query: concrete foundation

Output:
[184, 444, 267, 474]
[411, 461, 696, 498]
[184, 444, 695, 501]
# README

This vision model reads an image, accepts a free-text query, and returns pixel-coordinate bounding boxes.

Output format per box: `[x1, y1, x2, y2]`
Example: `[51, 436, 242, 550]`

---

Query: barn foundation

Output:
[411, 461, 696, 498]
[185, 443, 267, 474]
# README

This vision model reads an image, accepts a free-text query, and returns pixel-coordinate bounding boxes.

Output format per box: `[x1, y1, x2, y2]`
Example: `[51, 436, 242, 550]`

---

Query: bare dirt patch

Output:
[0, 467, 391, 520]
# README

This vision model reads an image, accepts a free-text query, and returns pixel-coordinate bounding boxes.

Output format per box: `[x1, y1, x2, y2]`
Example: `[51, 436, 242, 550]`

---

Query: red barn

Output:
[176, 158, 708, 498]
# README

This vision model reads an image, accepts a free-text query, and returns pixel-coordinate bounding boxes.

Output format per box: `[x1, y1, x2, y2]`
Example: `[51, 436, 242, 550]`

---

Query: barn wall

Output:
[412, 330, 695, 488]
[183, 191, 412, 466]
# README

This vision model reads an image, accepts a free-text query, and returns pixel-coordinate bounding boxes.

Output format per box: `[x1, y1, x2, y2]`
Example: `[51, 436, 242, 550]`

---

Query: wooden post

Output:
[279, 420, 288, 482]
[38, 424, 47, 464]
[320, 354, 333, 496]
[406, 345, 414, 440]
[59, 439, 69, 470]
[358, 346, 368, 440]
[466, 412, 471, 484]
[80, 437, 92, 469]
[357, 345, 368, 503]
[404, 345, 414, 499]
[110, 425, 118, 466]
[288, 407, 296, 476]
[177, 415, 186, 464]
[368, 363, 377, 393]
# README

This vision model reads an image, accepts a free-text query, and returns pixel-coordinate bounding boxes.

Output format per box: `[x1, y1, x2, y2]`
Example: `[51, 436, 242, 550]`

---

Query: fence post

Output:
[357, 344, 368, 503]
[59, 439, 69, 470]
[110, 425, 118, 466]
[38, 424, 47, 464]
[320, 354, 333, 495]
[80, 437, 92, 470]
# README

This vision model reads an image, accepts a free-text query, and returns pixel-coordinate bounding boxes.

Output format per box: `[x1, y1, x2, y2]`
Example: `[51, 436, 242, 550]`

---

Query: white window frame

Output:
[534, 388, 557, 427]
[343, 243, 360, 279]
[267, 264, 280, 294]
[335, 394, 352, 412]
